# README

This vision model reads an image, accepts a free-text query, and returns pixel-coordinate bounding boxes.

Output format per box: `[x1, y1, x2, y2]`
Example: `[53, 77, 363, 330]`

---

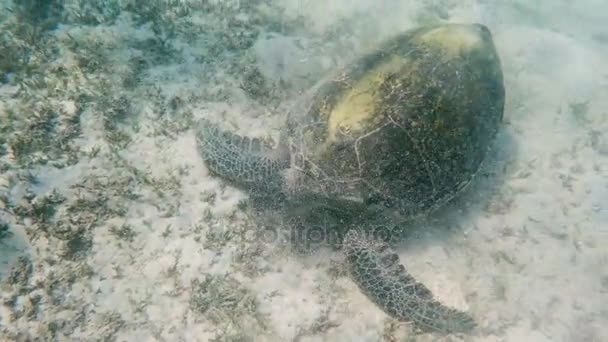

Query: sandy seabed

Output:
[1, 1, 607, 341]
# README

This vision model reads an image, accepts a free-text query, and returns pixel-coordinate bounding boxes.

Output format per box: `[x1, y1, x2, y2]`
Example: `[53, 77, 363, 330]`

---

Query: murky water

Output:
[1, 1, 606, 341]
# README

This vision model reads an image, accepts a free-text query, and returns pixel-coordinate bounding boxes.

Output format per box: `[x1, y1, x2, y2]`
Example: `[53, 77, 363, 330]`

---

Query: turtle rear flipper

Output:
[196, 119, 290, 193]
[343, 230, 476, 334]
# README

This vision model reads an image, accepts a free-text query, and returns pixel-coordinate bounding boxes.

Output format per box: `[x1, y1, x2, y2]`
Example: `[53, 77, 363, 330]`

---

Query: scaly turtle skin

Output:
[196, 23, 505, 334]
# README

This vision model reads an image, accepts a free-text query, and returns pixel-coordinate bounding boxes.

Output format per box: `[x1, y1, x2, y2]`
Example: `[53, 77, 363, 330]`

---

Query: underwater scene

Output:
[0, 1, 607, 341]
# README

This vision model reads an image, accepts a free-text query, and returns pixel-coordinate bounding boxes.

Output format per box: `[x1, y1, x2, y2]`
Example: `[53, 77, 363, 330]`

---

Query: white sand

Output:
[1, 0, 607, 341]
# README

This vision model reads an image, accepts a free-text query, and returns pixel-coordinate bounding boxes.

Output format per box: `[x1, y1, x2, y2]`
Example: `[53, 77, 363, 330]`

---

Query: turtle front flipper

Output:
[343, 230, 476, 334]
[196, 119, 290, 193]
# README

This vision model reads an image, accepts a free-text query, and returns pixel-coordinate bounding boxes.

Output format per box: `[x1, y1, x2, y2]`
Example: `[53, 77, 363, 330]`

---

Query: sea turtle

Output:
[196, 23, 505, 334]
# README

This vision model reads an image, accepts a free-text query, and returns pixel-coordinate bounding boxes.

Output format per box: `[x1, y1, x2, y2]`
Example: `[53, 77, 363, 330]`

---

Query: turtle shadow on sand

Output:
[196, 23, 508, 335]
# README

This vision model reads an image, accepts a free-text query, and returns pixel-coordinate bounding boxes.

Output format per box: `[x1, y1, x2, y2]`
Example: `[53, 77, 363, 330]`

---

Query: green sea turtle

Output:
[196, 23, 505, 334]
